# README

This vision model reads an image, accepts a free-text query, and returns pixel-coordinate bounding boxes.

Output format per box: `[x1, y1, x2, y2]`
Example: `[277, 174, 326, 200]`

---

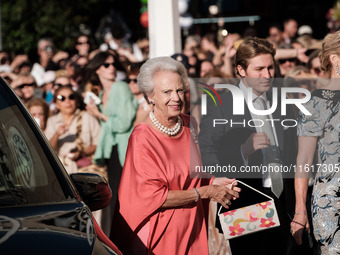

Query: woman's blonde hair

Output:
[319, 30, 340, 74]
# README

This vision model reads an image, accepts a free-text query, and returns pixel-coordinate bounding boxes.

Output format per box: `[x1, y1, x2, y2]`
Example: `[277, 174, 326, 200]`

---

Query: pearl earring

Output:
[335, 64, 340, 76]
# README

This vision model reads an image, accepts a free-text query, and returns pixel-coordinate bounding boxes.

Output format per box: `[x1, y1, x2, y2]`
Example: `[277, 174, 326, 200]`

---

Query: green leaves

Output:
[1, 0, 115, 55]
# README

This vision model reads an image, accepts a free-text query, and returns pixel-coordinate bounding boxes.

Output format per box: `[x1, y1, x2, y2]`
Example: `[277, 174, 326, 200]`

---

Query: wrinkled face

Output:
[55, 87, 77, 115]
[95, 56, 116, 82]
[237, 54, 275, 96]
[29, 105, 46, 130]
[149, 71, 184, 121]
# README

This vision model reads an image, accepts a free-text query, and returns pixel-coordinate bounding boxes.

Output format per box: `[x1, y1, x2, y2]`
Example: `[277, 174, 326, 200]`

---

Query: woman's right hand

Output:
[56, 124, 68, 136]
[86, 100, 100, 117]
[290, 213, 310, 245]
[200, 184, 239, 209]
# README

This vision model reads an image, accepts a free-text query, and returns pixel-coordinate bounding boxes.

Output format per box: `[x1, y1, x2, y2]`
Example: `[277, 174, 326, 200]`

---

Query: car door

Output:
[0, 77, 115, 255]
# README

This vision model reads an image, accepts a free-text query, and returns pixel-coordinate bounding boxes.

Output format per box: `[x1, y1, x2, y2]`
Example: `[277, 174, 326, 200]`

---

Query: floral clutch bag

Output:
[218, 180, 280, 240]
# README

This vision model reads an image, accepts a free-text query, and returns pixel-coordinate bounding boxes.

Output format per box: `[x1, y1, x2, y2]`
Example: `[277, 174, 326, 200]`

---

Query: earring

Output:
[335, 64, 340, 76]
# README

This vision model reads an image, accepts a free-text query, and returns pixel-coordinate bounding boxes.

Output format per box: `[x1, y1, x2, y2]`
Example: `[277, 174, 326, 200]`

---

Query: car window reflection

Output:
[0, 105, 66, 206]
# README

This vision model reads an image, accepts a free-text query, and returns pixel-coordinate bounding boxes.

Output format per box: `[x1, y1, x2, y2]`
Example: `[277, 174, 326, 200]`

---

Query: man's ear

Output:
[236, 65, 246, 78]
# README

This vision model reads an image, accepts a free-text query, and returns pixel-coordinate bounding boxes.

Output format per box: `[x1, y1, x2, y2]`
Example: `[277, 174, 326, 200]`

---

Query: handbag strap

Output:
[217, 180, 274, 215]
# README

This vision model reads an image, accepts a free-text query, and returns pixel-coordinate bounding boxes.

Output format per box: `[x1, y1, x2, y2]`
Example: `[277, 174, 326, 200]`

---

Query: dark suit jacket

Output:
[198, 83, 297, 226]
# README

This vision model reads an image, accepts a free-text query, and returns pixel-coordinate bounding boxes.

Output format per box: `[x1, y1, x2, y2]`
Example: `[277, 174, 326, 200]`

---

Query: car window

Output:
[0, 83, 67, 206]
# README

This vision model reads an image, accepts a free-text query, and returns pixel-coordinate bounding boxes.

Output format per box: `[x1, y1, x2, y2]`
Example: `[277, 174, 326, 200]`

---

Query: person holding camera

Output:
[31, 38, 69, 87]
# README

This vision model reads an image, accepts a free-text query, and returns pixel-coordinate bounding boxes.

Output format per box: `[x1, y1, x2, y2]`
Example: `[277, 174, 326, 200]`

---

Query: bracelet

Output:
[294, 211, 307, 215]
[193, 188, 200, 202]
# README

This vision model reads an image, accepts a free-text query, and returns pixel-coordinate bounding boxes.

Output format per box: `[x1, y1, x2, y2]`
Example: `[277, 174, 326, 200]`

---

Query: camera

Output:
[45, 46, 53, 52]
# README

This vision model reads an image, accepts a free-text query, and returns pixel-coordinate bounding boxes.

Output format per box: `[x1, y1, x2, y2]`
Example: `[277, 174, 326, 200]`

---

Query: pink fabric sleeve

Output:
[118, 127, 169, 231]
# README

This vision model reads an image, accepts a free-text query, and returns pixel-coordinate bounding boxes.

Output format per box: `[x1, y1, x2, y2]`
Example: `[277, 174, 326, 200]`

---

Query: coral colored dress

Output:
[114, 114, 211, 255]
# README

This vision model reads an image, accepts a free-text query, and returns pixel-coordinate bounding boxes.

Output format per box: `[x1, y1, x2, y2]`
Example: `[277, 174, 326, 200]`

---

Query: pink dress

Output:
[113, 114, 211, 255]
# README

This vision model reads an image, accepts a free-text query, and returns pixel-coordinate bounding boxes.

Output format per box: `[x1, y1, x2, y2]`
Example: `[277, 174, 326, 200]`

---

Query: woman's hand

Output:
[68, 148, 80, 161]
[86, 100, 101, 118]
[212, 178, 241, 193]
[56, 124, 68, 136]
[290, 213, 310, 245]
[199, 184, 239, 209]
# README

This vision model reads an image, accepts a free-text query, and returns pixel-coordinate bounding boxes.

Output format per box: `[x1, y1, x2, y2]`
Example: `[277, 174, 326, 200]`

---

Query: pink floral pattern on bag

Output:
[258, 201, 271, 209]
[259, 217, 276, 228]
[219, 199, 280, 240]
[222, 210, 236, 216]
[228, 224, 245, 236]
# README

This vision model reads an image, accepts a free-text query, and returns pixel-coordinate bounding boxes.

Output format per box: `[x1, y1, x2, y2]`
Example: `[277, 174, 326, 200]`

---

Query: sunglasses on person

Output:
[56, 94, 76, 102]
[76, 41, 89, 45]
[17, 83, 35, 89]
[54, 83, 72, 88]
[102, 62, 115, 68]
[313, 67, 321, 75]
[278, 58, 296, 64]
[125, 78, 137, 83]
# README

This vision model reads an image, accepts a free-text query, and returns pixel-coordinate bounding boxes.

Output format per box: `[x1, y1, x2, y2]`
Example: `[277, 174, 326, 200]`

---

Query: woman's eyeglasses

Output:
[57, 94, 76, 102]
[53, 83, 72, 88]
[278, 58, 296, 64]
[125, 78, 137, 83]
[102, 62, 115, 68]
[313, 67, 321, 75]
[17, 83, 35, 89]
[77, 41, 89, 45]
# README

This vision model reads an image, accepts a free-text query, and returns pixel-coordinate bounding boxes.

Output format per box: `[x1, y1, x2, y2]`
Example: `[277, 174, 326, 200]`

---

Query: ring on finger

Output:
[224, 199, 229, 204]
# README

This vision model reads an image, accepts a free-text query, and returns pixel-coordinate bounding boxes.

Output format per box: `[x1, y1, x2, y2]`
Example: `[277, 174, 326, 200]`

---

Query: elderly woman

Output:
[110, 57, 239, 254]
[44, 85, 101, 174]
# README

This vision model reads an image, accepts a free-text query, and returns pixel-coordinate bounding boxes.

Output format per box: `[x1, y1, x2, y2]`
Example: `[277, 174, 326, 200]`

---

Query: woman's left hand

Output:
[212, 178, 241, 193]
[68, 149, 80, 161]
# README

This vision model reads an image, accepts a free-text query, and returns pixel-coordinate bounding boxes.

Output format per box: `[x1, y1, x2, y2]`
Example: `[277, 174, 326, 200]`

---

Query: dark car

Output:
[0, 76, 122, 255]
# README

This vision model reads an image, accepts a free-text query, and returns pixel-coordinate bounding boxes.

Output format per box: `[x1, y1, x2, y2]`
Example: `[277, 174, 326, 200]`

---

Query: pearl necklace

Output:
[149, 111, 182, 136]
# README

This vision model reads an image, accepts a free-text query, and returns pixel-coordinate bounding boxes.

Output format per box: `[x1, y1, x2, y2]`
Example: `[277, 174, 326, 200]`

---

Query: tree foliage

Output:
[1, 0, 116, 58]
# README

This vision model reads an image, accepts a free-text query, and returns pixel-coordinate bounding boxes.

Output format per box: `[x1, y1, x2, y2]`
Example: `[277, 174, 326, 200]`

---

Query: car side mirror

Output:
[70, 173, 112, 211]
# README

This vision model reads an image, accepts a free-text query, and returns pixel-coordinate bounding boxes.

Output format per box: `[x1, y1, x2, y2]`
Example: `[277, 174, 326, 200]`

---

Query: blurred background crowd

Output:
[1, 0, 340, 253]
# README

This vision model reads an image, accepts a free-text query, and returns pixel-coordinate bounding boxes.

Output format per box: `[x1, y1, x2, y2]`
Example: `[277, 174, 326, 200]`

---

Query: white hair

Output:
[137, 56, 188, 102]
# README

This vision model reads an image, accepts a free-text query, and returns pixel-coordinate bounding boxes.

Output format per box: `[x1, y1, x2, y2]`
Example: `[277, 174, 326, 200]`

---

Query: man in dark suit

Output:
[199, 37, 299, 254]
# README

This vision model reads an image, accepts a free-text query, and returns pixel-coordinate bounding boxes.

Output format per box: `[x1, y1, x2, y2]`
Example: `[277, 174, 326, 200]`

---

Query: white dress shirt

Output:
[239, 80, 279, 188]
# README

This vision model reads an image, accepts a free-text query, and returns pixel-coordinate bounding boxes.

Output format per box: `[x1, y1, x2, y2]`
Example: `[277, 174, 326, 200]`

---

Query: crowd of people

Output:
[1, 16, 340, 254]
